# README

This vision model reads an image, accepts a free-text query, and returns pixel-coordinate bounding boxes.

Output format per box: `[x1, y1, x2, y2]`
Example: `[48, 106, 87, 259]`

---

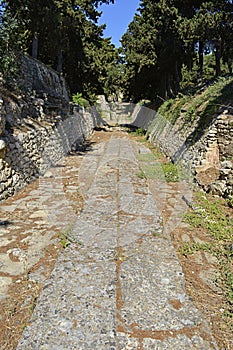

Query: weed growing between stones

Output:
[179, 191, 233, 325]
[128, 127, 146, 136]
[161, 163, 179, 182]
[29, 295, 38, 313]
[137, 169, 146, 179]
[152, 229, 160, 237]
[58, 229, 76, 248]
[136, 146, 188, 183]
[59, 234, 70, 249]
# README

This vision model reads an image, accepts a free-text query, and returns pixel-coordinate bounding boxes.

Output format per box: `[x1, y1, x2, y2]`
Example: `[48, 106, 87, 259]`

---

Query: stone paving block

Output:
[16, 135, 219, 350]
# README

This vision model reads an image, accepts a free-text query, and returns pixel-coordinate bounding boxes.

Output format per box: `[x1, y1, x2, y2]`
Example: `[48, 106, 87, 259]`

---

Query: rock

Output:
[0, 276, 13, 301]
[0, 99, 5, 133]
[221, 160, 232, 169]
[0, 139, 6, 150]
[0, 115, 5, 135]
[44, 171, 53, 178]
[209, 180, 227, 196]
[0, 139, 6, 159]
[220, 168, 232, 176]
[196, 167, 220, 187]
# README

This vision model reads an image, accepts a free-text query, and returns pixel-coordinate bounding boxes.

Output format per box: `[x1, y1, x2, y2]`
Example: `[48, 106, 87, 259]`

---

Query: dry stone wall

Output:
[0, 102, 102, 201]
[20, 55, 70, 113]
[131, 106, 232, 198]
[0, 57, 103, 202]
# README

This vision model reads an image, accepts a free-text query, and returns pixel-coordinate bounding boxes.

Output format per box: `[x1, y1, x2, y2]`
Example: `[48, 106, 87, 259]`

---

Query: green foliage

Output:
[136, 152, 181, 182]
[179, 242, 214, 256]
[127, 127, 147, 137]
[132, 131, 188, 183]
[157, 76, 233, 136]
[72, 93, 90, 107]
[0, 4, 28, 87]
[136, 153, 155, 162]
[137, 169, 146, 179]
[58, 228, 76, 248]
[2, 0, 118, 98]
[181, 54, 230, 89]
[161, 163, 179, 182]
[157, 94, 190, 124]
[227, 198, 233, 209]
[179, 191, 233, 316]
[120, 0, 233, 102]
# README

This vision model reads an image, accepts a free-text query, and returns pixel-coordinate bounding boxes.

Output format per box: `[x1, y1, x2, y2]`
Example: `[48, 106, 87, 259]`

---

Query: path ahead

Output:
[16, 132, 218, 349]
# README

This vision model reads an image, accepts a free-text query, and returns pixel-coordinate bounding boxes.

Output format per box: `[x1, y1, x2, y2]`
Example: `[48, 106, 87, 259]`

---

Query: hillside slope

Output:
[147, 76, 233, 199]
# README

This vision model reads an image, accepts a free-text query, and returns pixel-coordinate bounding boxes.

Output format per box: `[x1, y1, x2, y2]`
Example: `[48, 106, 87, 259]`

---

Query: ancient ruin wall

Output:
[130, 105, 233, 198]
[0, 57, 102, 201]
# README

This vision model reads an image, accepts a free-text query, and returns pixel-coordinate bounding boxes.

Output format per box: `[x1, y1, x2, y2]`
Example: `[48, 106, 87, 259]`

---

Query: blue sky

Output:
[98, 0, 140, 47]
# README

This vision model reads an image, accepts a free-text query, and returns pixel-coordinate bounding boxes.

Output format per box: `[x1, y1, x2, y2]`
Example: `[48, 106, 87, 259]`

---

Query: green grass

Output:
[179, 192, 233, 321]
[128, 127, 146, 136]
[227, 197, 233, 209]
[141, 164, 164, 180]
[137, 169, 146, 179]
[183, 192, 233, 241]
[136, 157, 182, 182]
[161, 163, 179, 182]
[157, 94, 190, 125]
[58, 228, 77, 248]
[156, 76, 233, 136]
[136, 153, 156, 162]
[135, 139, 189, 183]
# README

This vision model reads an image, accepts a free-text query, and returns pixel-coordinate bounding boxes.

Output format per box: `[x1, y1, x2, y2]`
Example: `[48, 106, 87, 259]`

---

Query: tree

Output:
[0, 1, 28, 87]
[1, 0, 117, 99]
[120, 0, 233, 102]
[177, 0, 233, 80]
[121, 0, 186, 101]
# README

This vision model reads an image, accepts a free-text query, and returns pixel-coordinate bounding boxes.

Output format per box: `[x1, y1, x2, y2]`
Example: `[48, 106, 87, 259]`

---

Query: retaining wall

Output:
[132, 105, 233, 198]
[0, 56, 103, 202]
[0, 104, 102, 201]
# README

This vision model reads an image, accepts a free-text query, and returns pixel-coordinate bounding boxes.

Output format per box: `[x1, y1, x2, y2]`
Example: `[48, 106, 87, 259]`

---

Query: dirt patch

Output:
[171, 202, 233, 350]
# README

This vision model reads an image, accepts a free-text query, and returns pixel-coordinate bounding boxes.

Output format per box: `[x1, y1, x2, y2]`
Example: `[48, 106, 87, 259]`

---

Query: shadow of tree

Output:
[0, 220, 12, 226]
[68, 140, 96, 156]
[3, 116, 95, 199]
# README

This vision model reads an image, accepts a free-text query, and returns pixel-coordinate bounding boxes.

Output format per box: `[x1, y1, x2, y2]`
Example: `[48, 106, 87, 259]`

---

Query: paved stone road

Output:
[16, 133, 218, 349]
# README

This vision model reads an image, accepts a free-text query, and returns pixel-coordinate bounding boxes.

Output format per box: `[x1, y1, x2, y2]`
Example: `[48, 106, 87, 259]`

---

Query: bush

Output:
[72, 92, 90, 108]
[0, 6, 28, 88]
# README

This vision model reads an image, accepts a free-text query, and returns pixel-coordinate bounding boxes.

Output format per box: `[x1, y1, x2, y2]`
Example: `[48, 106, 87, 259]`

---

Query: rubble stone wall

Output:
[0, 104, 102, 201]
[0, 56, 102, 201]
[132, 106, 233, 198]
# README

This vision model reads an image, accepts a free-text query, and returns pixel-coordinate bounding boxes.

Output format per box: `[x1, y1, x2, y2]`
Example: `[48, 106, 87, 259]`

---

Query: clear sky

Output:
[98, 0, 140, 47]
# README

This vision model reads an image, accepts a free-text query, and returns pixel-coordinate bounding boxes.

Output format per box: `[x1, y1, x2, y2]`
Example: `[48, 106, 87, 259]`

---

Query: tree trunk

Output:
[198, 40, 203, 82]
[174, 61, 181, 94]
[215, 37, 221, 77]
[57, 49, 63, 73]
[32, 33, 38, 59]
